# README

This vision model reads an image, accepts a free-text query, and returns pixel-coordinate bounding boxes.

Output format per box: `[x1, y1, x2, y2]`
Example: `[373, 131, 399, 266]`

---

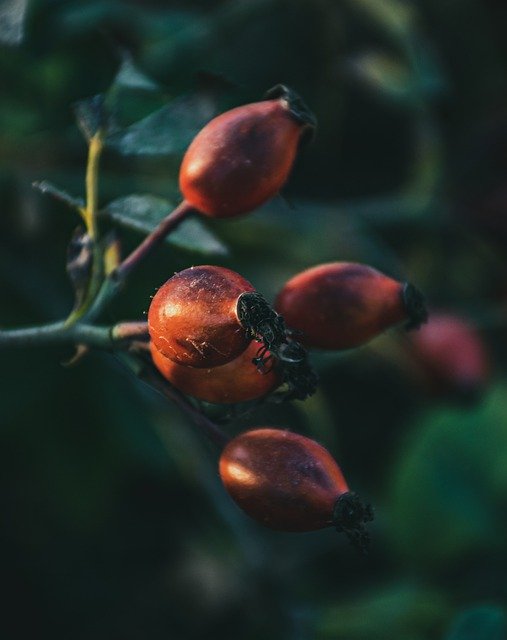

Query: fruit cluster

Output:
[147, 86, 430, 550]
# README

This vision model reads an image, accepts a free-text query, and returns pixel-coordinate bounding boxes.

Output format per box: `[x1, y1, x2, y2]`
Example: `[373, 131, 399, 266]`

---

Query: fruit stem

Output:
[115, 200, 194, 282]
[110, 321, 149, 342]
[135, 357, 231, 449]
[82, 201, 195, 323]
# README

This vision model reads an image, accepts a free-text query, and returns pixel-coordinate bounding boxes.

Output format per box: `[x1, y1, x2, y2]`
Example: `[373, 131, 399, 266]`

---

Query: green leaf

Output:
[103, 194, 228, 255]
[345, 0, 414, 38]
[106, 93, 216, 155]
[317, 584, 450, 640]
[388, 384, 507, 567]
[0, 0, 28, 45]
[446, 607, 506, 640]
[74, 94, 112, 141]
[112, 54, 159, 92]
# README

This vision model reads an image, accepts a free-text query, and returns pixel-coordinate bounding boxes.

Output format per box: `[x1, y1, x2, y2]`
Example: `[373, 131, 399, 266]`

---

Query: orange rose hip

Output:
[219, 428, 373, 549]
[275, 262, 427, 350]
[148, 265, 255, 368]
[150, 340, 281, 404]
[179, 85, 316, 218]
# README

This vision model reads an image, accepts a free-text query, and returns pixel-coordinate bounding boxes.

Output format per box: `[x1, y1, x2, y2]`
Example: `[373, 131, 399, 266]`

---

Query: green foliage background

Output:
[2, 0, 507, 638]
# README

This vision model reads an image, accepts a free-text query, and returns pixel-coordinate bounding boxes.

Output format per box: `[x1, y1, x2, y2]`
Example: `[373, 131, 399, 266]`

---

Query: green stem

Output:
[0, 320, 147, 350]
[84, 133, 103, 240]
[134, 358, 230, 449]
[66, 132, 105, 327]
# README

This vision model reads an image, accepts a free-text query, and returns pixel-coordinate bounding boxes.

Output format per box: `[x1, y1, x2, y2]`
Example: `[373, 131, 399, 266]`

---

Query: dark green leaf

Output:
[317, 584, 450, 640]
[388, 384, 507, 567]
[106, 93, 216, 155]
[446, 607, 506, 640]
[74, 94, 112, 140]
[113, 55, 159, 92]
[103, 194, 228, 255]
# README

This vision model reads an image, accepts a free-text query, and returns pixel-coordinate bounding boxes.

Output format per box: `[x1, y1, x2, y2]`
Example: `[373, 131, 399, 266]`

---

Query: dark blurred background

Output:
[2, 0, 507, 638]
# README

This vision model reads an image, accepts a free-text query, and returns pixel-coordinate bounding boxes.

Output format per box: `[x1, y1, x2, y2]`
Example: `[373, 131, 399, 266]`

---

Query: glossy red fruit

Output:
[179, 85, 316, 218]
[275, 262, 427, 350]
[409, 312, 490, 397]
[219, 428, 373, 547]
[148, 265, 255, 368]
[150, 340, 281, 404]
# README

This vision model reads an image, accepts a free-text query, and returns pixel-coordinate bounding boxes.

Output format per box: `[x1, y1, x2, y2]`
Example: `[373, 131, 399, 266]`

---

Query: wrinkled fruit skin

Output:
[219, 428, 349, 532]
[409, 312, 490, 396]
[275, 262, 419, 350]
[148, 265, 254, 368]
[179, 99, 305, 218]
[150, 340, 281, 404]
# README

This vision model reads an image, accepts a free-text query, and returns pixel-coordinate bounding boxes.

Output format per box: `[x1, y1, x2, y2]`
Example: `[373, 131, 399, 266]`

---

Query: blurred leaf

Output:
[112, 54, 159, 92]
[345, 0, 414, 38]
[169, 217, 228, 256]
[317, 584, 450, 640]
[66, 226, 93, 312]
[388, 384, 507, 566]
[445, 607, 506, 640]
[0, 0, 27, 45]
[346, 51, 414, 103]
[103, 194, 228, 255]
[106, 93, 216, 155]
[74, 94, 113, 141]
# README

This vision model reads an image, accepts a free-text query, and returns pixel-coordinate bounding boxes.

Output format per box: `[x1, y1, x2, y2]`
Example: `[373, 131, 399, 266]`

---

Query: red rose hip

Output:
[148, 265, 255, 368]
[150, 340, 281, 404]
[409, 312, 490, 397]
[275, 262, 427, 350]
[179, 85, 316, 218]
[219, 428, 373, 548]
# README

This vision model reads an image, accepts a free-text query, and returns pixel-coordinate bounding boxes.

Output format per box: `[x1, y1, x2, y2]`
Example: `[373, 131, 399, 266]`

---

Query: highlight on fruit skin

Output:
[275, 262, 427, 350]
[408, 312, 490, 399]
[219, 428, 373, 550]
[179, 85, 316, 218]
[148, 265, 254, 369]
[150, 340, 281, 404]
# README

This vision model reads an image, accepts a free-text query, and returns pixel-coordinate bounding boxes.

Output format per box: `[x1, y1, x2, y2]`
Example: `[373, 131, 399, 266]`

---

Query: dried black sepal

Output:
[237, 292, 317, 401]
[403, 282, 428, 330]
[333, 492, 375, 555]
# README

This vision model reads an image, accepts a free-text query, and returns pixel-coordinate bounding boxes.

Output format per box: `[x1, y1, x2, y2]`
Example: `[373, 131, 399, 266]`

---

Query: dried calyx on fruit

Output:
[219, 428, 374, 552]
[179, 85, 316, 218]
[148, 266, 317, 400]
[275, 262, 427, 350]
[237, 291, 318, 400]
